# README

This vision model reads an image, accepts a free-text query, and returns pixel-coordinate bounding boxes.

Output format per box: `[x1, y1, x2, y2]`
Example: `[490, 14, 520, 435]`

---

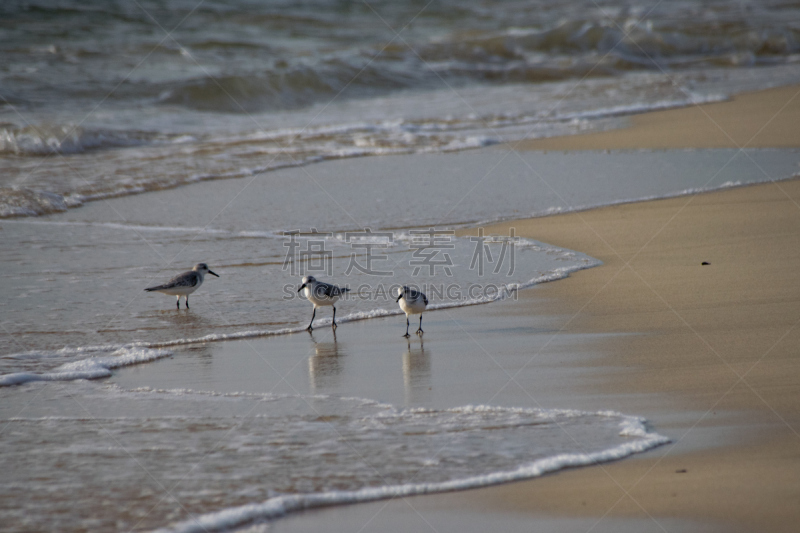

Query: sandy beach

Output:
[452, 180, 800, 532]
[441, 86, 800, 530]
[263, 176, 799, 533]
[266, 84, 800, 533]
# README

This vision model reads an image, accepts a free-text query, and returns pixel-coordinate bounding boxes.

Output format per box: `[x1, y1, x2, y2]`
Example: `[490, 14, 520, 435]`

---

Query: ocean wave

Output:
[0, 117, 499, 218]
[157, 58, 426, 113]
[0, 124, 155, 156]
[0, 187, 69, 217]
[3, 0, 799, 118]
[0, 347, 172, 387]
[153, 15, 800, 113]
[2, 59, 798, 221]
[151, 406, 668, 533]
[0, 382, 669, 532]
[419, 15, 800, 67]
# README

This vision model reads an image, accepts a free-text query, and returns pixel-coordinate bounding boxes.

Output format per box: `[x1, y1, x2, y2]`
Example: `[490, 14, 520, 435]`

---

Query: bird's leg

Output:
[176, 296, 180, 309]
[416, 314, 423, 336]
[403, 316, 410, 338]
[332, 306, 337, 329]
[307, 308, 316, 331]
[185, 295, 190, 309]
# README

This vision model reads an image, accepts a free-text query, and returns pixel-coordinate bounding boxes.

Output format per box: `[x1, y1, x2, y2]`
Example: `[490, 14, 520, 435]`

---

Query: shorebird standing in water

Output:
[298, 275, 350, 331]
[144, 263, 219, 309]
[396, 285, 428, 337]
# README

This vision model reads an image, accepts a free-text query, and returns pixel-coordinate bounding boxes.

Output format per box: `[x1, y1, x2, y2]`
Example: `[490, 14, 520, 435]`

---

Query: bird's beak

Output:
[396, 294, 403, 302]
[208, 270, 220, 277]
[298, 283, 306, 293]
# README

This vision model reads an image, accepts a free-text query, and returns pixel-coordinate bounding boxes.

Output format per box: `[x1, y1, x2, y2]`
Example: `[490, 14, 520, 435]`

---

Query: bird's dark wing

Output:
[407, 289, 428, 305]
[145, 271, 198, 291]
[319, 282, 349, 297]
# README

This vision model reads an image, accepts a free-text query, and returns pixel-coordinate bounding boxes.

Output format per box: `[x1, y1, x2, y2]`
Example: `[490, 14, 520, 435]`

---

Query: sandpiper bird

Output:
[298, 275, 350, 330]
[144, 263, 219, 309]
[396, 286, 428, 337]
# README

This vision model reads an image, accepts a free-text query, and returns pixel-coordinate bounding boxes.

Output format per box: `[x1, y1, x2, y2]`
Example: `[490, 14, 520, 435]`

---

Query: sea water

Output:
[0, 380, 667, 533]
[2, 1, 800, 530]
[3, 0, 800, 217]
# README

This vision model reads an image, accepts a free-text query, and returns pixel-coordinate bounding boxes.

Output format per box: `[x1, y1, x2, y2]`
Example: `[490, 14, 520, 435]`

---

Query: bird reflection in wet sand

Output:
[308, 330, 346, 392]
[402, 339, 431, 405]
[181, 343, 214, 367]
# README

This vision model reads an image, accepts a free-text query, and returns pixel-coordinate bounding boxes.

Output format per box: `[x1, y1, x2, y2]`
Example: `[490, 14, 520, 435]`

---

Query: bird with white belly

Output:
[145, 263, 219, 309]
[298, 275, 350, 331]
[396, 285, 428, 337]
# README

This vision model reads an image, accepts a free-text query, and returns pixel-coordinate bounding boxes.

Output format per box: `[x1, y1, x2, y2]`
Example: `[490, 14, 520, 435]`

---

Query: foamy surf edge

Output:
[0, 92, 756, 221]
[153, 412, 668, 533]
[0, 347, 172, 386]
[470, 176, 800, 228]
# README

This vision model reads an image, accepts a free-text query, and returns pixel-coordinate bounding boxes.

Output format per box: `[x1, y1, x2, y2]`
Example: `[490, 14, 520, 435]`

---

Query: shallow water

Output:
[3, 148, 797, 368]
[1, 300, 674, 533]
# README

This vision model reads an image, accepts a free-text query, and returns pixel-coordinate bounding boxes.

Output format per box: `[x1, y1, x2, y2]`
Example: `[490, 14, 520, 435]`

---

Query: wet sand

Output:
[516, 83, 800, 150]
[443, 84, 800, 530]
[269, 178, 800, 533]
[457, 179, 800, 532]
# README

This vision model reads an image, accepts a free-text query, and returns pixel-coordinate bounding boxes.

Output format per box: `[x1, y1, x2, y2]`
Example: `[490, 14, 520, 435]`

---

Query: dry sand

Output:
[437, 84, 800, 531]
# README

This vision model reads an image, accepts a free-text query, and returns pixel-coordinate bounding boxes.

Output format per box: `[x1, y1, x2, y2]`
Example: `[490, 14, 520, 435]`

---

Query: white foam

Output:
[0, 347, 171, 386]
[1, 219, 293, 241]
[153, 411, 668, 533]
[0, 124, 152, 156]
[0, 218, 230, 234]
[0, 187, 68, 217]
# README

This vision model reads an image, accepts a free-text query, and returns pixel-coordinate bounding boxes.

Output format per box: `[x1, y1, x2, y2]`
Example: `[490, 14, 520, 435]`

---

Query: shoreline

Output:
[443, 83, 800, 530]
[264, 176, 800, 533]
[513, 83, 800, 151]
[449, 178, 800, 532]
[250, 81, 800, 533]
